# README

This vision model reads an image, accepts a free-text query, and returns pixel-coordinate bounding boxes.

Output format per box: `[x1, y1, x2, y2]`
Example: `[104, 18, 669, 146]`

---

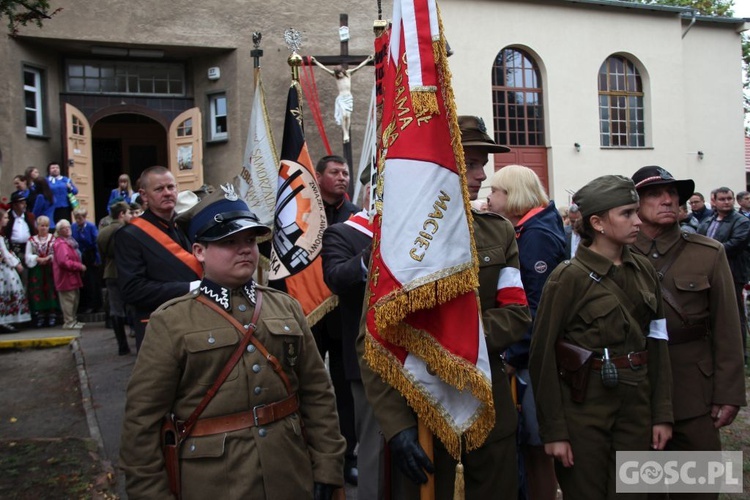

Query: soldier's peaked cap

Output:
[177, 184, 271, 243]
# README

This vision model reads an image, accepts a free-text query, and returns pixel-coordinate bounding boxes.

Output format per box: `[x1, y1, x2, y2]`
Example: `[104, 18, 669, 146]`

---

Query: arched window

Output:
[492, 48, 544, 147]
[598, 55, 644, 147]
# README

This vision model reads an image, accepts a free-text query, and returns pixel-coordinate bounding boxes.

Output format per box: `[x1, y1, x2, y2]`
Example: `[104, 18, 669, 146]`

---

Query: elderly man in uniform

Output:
[120, 185, 346, 499]
[358, 116, 532, 499]
[631, 166, 746, 500]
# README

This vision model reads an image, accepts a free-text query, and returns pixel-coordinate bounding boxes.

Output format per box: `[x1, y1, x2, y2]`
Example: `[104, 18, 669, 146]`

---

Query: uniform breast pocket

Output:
[577, 296, 626, 346]
[184, 327, 240, 386]
[262, 317, 304, 370]
[673, 275, 711, 314]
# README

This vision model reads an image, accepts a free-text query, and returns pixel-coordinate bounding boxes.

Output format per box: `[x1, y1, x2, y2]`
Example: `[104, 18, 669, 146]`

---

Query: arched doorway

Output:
[491, 47, 549, 190]
[91, 113, 168, 218]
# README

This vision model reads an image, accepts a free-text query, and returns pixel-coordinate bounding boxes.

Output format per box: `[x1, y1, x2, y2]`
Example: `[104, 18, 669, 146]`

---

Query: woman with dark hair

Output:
[529, 175, 672, 499]
[46, 161, 78, 224]
[24, 166, 40, 209]
[0, 208, 31, 332]
[31, 176, 56, 230]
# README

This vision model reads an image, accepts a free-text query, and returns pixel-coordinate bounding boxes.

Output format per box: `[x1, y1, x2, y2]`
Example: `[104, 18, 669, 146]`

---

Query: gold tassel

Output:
[411, 89, 439, 117]
[454, 443, 465, 500]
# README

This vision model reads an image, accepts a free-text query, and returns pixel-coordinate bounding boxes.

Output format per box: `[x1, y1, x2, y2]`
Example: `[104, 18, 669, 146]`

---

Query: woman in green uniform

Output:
[529, 175, 673, 499]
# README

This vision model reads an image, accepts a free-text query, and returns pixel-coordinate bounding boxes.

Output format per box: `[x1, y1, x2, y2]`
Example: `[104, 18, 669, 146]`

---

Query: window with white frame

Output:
[24, 66, 44, 136]
[209, 93, 228, 141]
[598, 55, 645, 148]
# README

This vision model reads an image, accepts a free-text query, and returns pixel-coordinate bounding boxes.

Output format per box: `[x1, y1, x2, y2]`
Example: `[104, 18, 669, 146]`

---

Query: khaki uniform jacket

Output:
[96, 220, 122, 280]
[357, 211, 532, 443]
[120, 281, 346, 499]
[632, 226, 746, 420]
[530, 244, 673, 443]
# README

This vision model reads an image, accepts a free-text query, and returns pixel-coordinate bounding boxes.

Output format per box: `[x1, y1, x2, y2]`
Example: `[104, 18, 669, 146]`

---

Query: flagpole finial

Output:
[251, 32, 263, 68]
[284, 28, 303, 81]
[373, 19, 388, 36]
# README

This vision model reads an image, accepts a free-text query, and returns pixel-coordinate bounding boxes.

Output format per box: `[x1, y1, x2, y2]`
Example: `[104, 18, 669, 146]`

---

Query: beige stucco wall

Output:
[440, 0, 745, 205]
[0, 0, 378, 197]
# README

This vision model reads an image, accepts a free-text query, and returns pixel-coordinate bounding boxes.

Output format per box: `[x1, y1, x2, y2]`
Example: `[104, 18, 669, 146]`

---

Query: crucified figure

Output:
[311, 54, 374, 143]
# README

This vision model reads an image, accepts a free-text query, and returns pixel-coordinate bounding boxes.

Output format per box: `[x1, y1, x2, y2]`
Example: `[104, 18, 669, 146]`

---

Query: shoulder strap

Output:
[633, 238, 691, 324]
[130, 217, 202, 278]
[178, 290, 263, 440]
[196, 293, 294, 395]
[570, 259, 638, 312]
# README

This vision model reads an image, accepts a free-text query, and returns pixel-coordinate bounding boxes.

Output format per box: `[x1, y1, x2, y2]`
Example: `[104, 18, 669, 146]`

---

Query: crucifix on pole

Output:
[307, 13, 373, 198]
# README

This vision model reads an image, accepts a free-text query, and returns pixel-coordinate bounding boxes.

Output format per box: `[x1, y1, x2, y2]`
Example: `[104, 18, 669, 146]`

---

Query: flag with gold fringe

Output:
[237, 65, 278, 230]
[364, 0, 494, 460]
[268, 81, 336, 326]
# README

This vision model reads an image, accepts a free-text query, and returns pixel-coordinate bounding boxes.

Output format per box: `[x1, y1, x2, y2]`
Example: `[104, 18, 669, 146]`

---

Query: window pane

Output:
[23, 71, 36, 87]
[26, 110, 37, 128]
[215, 116, 227, 134]
[215, 96, 227, 115]
[24, 91, 36, 109]
[69, 77, 84, 91]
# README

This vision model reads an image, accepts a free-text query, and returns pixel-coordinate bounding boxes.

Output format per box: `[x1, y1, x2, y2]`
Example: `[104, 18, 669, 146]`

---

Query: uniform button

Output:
[190, 443, 196, 452]
[238, 304, 247, 312]
[192, 290, 199, 295]
[283, 325, 290, 332]
[254, 386, 262, 395]
[689, 283, 695, 288]
[252, 364, 261, 373]
[258, 428, 267, 437]
[244, 324, 251, 329]
[483, 256, 490, 262]
[246, 344, 256, 353]
[651, 253, 659, 259]
[208, 335, 216, 345]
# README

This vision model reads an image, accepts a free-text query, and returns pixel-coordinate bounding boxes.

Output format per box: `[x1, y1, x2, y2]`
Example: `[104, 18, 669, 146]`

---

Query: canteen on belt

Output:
[601, 348, 619, 388]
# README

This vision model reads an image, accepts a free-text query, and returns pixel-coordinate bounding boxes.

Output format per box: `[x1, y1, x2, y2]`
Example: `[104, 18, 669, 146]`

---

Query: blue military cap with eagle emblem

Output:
[177, 184, 271, 243]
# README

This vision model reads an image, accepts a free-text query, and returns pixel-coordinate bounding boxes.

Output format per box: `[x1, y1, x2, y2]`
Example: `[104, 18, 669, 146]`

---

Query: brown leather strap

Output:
[178, 290, 263, 440]
[591, 350, 648, 370]
[183, 393, 299, 437]
[196, 293, 295, 396]
[668, 323, 708, 345]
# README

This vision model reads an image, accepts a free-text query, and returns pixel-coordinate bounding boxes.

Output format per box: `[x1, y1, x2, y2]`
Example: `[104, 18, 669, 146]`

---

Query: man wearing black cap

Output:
[7, 191, 37, 291]
[358, 116, 531, 498]
[631, 166, 745, 500]
[120, 185, 346, 499]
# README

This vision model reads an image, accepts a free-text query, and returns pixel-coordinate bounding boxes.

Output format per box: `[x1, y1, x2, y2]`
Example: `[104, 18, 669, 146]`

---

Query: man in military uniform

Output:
[631, 166, 746, 500]
[120, 185, 346, 499]
[357, 116, 532, 498]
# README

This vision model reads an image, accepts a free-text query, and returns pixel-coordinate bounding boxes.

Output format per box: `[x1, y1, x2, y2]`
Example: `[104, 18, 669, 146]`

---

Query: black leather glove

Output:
[389, 426, 434, 485]
[313, 482, 335, 500]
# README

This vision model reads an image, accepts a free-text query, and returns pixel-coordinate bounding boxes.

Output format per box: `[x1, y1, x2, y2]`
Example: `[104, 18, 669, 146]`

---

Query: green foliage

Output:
[0, 0, 61, 35]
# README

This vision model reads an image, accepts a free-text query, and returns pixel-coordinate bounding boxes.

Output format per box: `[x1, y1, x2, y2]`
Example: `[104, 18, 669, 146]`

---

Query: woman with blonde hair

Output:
[486, 164, 565, 500]
[107, 174, 134, 213]
[52, 219, 86, 329]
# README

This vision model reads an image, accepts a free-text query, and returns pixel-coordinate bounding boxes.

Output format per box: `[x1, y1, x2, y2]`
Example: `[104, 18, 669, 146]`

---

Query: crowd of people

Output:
[1, 166, 142, 334]
[8, 123, 749, 499]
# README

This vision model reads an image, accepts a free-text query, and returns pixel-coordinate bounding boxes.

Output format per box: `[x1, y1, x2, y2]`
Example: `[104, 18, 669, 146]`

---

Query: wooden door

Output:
[168, 107, 204, 192]
[494, 147, 549, 192]
[64, 104, 95, 218]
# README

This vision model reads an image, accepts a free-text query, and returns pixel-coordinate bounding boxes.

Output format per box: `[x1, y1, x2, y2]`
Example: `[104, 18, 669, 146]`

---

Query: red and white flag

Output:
[364, 0, 494, 458]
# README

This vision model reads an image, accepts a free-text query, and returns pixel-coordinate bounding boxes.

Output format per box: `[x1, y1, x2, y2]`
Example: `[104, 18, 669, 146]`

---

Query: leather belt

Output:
[591, 350, 648, 370]
[180, 393, 299, 437]
[668, 323, 708, 345]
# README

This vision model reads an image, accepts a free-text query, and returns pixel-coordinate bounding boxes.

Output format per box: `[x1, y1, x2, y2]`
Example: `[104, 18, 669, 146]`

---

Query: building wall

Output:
[0, 0, 378, 198]
[0, 0, 745, 209]
[441, 0, 745, 204]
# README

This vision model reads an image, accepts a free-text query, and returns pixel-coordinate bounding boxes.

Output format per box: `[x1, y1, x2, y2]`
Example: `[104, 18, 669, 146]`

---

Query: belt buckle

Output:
[252, 404, 266, 426]
[627, 352, 641, 371]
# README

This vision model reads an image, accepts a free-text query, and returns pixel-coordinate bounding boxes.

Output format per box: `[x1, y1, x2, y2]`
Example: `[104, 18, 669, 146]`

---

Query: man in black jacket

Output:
[698, 186, 750, 362]
[115, 167, 201, 351]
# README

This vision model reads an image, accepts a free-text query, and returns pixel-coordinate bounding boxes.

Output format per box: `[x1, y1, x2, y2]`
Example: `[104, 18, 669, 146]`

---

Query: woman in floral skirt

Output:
[25, 215, 58, 327]
[0, 209, 31, 332]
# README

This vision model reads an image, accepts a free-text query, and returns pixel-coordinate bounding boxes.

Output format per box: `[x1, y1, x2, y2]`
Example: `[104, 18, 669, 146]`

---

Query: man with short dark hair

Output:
[688, 192, 713, 223]
[737, 190, 750, 218]
[7, 191, 37, 289]
[698, 186, 750, 363]
[632, 168, 745, 500]
[564, 203, 581, 259]
[314, 154, 360, 484]
[115, 166, 201, 351]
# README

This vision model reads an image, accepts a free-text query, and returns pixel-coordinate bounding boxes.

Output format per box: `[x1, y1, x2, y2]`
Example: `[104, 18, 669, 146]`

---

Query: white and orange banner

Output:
[364, 0, 494, 459]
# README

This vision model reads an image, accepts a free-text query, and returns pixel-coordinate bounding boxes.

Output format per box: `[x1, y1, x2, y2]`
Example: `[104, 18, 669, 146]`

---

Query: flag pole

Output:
[418, 419, 435, 500]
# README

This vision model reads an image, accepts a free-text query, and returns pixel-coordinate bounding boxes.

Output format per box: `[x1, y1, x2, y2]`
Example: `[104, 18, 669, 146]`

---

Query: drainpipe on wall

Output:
[682, 10, 697, 39]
